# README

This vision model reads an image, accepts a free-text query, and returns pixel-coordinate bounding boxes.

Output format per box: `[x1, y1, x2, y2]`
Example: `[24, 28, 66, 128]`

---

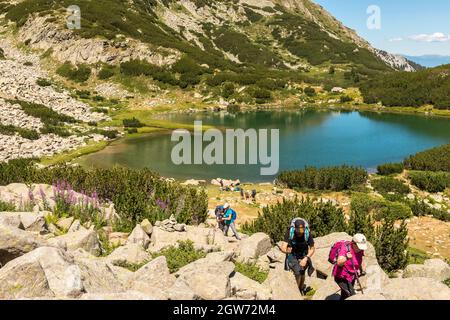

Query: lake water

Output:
[78, 110, 450, 182]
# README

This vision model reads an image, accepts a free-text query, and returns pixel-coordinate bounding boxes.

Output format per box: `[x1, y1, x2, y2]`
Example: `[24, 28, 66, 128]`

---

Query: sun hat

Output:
[352, 233, 368, 251]
[223, 203, 230, 209]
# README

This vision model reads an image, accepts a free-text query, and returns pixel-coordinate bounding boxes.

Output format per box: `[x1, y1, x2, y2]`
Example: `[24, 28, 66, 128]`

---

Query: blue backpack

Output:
[226, 208, 237, 222]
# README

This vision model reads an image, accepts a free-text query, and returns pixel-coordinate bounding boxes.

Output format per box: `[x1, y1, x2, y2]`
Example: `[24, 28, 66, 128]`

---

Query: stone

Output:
[68, 220, 86, 233]
[237, 232, 272, 263]
[71, 250, 124, 294]
[48, 229, 102, 256]
[127, 225, 151, 249]
[263, 265, 303, 300]
[0, 213, 24, 229]
[140, 219, 153, 235]
[0, 247, 83, 299]
[0, 224, 47, 265]
[168, 278, 199, 300]
[174, 223, 186, 232]
[18, 212, 48, 234]
[230, 272, 272, 300]
[108, 232, 128, 246]
[175, 253, 235, 300]
[404, 259, 450, 282]
[347, 293, 387, 300]
[311, 277, 341, 300]
[56, 217, 74, 231]
[106, 244, 150, 266]
[382, 277, 450, 300]
[127, 256, 176, 299]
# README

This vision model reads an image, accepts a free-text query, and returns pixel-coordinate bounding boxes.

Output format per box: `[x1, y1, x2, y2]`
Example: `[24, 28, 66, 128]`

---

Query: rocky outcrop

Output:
[127, 225, 151, 249]
[48, 229, 102, 256]
[106, 244, 150, 266]
[127, 256, 176, 299]
[382, 277, 450, 300]
[237, 232, 272, 263]
[404, 259, 450, 282]
[0, 224, 47, 265]
[18, 16, 179, 67]
[263, 265, 303, 300]
[230, 272, 271, 300]
[0, 247, 83, 299]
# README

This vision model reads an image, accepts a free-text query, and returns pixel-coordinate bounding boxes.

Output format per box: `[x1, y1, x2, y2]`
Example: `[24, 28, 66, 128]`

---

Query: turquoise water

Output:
[78, 110, 450, 182]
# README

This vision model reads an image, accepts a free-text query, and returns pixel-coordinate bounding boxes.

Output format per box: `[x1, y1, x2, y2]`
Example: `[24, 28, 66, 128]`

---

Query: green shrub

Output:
[0, 125, 40, 140]
[350, 192, 412, 221]
[227, 104, 241, 113]
[0, 200, 16, 211]
[242, 197, 347, 243]
[444, 278, 450, 288]
[97, 129, 119, 139]
[304, 87, 315, 97]
[408, 171, 449, 193]
[123, 117, 144, 128]
[277, 166, 368, 191]
[0, 48, 5, 59]
[151, 240, 206, 273]
[373, 216, 409, 273]
[98, 65, 116, 79]
[404, 143, 450, 172]
[340, 95, 353, 103]
[372, 177, 410, 195]
[41, 125, 71, 137]
[8, 99, 77, 126]
[127, 128, 138, 134]
[408, 199, 450, 222]
[407, 247, 429, 265]
[222, 82, 235, 99]
[57, 62, 91, 83]
[234, 262, 268, 284]
[36, 78, 52, 87]
[0, 162, 208, 232]
[377, 163, 404, 175]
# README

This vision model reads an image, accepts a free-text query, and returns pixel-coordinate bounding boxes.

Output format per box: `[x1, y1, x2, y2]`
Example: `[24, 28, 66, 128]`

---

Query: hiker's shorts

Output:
[287, 254, 307, 276]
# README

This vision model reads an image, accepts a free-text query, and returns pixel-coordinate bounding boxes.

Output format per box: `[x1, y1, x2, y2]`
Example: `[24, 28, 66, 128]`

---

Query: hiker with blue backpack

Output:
[280, 218, 316, 296]
[221, 203, 241, 240]
[328, 234, 368, 300]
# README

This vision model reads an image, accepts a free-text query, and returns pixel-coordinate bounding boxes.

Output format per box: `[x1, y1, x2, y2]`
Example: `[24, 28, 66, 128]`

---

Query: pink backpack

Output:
[328, 240, 351, 265]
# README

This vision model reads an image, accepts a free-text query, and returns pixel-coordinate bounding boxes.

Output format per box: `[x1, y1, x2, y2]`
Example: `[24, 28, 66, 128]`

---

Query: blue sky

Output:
[313, 0, 450, 56]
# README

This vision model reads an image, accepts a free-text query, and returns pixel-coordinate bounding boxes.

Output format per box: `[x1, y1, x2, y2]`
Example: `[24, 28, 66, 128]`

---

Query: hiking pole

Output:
[350, 259, 364, 295]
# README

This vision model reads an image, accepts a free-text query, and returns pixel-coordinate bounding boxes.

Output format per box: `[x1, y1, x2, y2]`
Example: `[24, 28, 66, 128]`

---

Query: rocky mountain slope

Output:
[0, 0, 417, 73]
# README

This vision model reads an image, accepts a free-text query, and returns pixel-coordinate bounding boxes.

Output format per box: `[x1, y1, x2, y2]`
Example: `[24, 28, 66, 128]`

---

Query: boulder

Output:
[237, 232, 272, 263]
[127, 225, 150, 249]
[56, 217, 74, 231]
[18, 212, 48, 234]
[311, 277, 341, 300]
[168, 278, 199, 300]
[0, 224, 47, 265]
[140, 219, 153, 235]
[48, 229, 102, 256]
[175, 253, 235, 300]
[68, 220, 86, 233]
[0, 247, 83, 299]
[230, 272, 272, 300]
[127, 256, 176, 299]
[106, 244, 150, 266]
[359, 264, 390, 293]
[0, 213, 24, 229]
[263, 266, 303, 300]
[71, 249, 124, 294]
[108, 232, 128, 246]
[382, 277, 450, 300]
[404, 259, 450, 282]
[149, 225, 228, 252]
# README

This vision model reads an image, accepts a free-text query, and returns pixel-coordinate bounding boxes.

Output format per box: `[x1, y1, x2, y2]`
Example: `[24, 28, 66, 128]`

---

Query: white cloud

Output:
[389, 37, 403, 42]
[408, 32, 450, 42]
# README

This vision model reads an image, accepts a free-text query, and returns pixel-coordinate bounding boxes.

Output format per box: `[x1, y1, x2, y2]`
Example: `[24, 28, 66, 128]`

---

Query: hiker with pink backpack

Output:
[328, 234, 368, 300]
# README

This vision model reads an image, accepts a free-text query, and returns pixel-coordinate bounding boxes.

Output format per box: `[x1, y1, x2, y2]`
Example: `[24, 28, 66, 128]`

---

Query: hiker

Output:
[214, 204, 225, 232]
[221, 203, 241, 240]
[331, 233, 367, 300]
[280, 218, 316, 295]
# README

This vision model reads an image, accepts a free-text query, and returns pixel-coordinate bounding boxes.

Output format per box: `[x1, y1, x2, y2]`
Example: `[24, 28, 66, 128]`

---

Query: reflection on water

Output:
[78, 110, 450, 182]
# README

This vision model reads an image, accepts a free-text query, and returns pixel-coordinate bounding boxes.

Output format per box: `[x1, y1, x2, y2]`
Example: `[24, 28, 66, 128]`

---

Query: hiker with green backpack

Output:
[280, 218, 316, 295]
[221, 203, 241, 240]
[328, 234, 368, 300]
